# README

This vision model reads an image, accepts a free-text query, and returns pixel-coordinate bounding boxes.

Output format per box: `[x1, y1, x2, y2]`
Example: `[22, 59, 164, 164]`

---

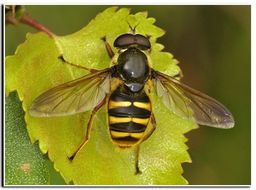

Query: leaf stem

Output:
[5, 5, 55, 38]
[20, 14, 55, 38]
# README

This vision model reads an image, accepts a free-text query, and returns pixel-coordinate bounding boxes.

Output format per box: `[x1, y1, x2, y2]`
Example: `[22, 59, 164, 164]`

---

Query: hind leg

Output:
[68, 98, 106, 161]
[134, 113, 157, 174]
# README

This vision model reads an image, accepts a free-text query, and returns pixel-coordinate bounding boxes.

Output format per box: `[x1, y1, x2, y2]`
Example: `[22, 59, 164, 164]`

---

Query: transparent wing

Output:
[29, 69, 111, 117]
[152, 70, 234, 128]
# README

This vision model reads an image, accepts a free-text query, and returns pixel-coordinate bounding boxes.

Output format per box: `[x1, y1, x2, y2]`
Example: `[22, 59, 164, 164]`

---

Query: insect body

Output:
[30, 27, 234, 174]
[108, 85, 152, 147]
[108, 39, 152, 148]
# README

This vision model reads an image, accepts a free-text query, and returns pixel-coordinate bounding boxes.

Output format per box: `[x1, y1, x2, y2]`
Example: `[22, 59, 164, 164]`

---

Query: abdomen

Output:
[108, 85, 152, 147]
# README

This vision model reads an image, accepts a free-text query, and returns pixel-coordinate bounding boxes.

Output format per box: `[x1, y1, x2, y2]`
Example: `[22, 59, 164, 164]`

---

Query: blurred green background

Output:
[5, 5, 250, 185]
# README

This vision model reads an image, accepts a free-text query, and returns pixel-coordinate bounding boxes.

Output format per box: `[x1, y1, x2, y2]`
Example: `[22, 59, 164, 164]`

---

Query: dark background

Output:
[5, 5, 251, 185]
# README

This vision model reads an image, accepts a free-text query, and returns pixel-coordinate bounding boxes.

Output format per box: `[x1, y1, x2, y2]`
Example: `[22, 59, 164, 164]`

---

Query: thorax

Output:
[116, 47, 150, 92]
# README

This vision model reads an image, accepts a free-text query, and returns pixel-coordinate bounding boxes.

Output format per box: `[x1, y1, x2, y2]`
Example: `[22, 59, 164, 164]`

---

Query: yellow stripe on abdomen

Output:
[132, 118, 149, 125]
[110, 130, 144, 139]
[110, 130, 130, 138]
[133, 102, 151, 111]
[109, 116, 149, 126]
[109, 116, 131, 124]
[108, 100, 132, 109]
[130, 132, 144, 139]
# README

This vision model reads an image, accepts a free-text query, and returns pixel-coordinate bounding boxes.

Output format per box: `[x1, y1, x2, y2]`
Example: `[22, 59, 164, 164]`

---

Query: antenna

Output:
[126, 21, 140, 34]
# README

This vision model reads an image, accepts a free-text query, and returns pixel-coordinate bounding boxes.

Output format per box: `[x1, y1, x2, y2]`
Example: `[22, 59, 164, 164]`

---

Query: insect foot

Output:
[135, 167, 142, 175]
[67, 155, 75, 162]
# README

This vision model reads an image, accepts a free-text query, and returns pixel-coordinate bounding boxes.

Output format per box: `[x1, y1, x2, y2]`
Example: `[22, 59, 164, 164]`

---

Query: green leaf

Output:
[5, 92, 66, 185]
[5, 92, 49, 185]
[5, 7, 197, 184]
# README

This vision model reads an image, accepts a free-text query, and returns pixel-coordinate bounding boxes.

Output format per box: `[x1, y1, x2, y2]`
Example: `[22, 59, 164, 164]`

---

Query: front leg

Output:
[58, 55, 99, 73]
[101, 36, 115, 59]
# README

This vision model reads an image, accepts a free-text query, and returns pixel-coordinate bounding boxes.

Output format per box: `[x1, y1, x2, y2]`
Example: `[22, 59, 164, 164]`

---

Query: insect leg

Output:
[101, 36, 114, 59]
[175, 69, 184, 79]
[68, 98, 106, 161]
[142, 113, 157, 142]
[134, 113, 157, 175]
[58, 55, 99, 73]
[134, 145, 142, 175]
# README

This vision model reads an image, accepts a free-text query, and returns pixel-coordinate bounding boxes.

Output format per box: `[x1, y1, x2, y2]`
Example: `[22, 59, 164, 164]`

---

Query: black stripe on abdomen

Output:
[108, 106, 151, 118]
[108, 86, 152, 147]
[110, 122, 146, 132]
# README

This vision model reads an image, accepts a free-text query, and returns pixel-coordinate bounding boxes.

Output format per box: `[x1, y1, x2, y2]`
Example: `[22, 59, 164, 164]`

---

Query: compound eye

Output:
[114, 34, 134, 49]
[114, 33, 151, 50]
[135, 34, 151, 50]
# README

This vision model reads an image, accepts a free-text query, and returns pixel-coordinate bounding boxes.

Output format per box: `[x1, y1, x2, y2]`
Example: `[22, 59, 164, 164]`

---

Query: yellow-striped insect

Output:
[29, 27, 234, 174]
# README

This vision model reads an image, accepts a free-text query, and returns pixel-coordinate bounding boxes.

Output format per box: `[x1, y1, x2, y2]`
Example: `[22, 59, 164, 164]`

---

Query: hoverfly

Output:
[29, 26, 234, 174]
